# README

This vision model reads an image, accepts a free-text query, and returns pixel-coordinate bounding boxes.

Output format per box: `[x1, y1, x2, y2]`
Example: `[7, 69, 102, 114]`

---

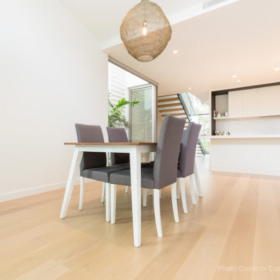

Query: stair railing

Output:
[177, 93, 206, 156]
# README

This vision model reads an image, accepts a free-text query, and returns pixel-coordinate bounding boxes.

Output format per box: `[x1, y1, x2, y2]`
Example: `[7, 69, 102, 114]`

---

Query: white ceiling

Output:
[59, 0, 214, 42]
[60, 0, 280, 102]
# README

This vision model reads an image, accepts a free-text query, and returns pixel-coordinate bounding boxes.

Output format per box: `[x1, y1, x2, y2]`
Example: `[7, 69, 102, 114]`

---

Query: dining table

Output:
[60, 141, 202, 248]
[60, 142, 157, 248]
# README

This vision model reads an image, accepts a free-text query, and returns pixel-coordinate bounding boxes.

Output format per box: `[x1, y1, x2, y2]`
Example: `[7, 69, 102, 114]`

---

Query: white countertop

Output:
[200, 134, 280, 139]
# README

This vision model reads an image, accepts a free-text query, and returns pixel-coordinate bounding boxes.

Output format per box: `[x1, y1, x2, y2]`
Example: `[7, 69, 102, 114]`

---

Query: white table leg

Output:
[194, 160, 203, 197]
[106, 183, 111, 222]
[79, 176, 84, 210]
[60, 147, 83, 219]
[111, 184, 116, 224]
[130, 147, 141, 247]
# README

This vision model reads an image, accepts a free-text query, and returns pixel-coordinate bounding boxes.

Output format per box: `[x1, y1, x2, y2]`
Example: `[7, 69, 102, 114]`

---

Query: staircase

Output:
[158, 94, 205, 156]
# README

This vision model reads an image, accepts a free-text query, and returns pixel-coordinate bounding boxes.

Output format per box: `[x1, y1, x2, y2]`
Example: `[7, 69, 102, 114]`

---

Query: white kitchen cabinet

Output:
[258, 85, 280, 117]
[228, 90, 243, 117]
[242, 88, 258, 117]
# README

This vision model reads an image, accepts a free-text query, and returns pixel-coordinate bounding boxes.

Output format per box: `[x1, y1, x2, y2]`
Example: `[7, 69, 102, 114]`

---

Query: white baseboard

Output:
[0, 178, 93, 202]
[211, 167, 280, 177]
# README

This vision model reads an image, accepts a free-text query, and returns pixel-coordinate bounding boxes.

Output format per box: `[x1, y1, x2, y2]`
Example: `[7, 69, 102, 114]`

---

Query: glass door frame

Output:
[128, 84, 157, 143]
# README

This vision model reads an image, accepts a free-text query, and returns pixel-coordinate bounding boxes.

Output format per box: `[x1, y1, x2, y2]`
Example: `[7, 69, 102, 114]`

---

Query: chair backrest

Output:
[106, 127, 130, 166]
[75, 124, 107, 172]
[153, 115, 185, 189]
[179, 122, 201, 178]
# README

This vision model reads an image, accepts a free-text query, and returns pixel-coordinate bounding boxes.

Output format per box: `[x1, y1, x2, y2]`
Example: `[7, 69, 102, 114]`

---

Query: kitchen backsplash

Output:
[216, 116, 280, 135]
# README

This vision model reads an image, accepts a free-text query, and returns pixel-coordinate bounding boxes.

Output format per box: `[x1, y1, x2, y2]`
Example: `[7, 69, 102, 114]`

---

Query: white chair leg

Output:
[153, 189, 163, 237]
[125, 186, 129, 193]
[101, 182, 105, 203]
[79, 176, 84, 211]
[176, 178, 180, 199]
[111, 184, 116, 224]
[159, 189, 162, 198]
[189, 174, 196, 205]
[106, 183, 111, 222]
[194, 161, 203, 197]
[143, 188, 147, 207]
[171, 183, 179, 223]
[149, 189, 153, 196]
[180, 178, 188, 213]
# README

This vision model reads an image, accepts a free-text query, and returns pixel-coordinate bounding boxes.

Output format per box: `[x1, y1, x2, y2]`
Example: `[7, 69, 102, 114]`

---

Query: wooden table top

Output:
[64, 142, 157, 146]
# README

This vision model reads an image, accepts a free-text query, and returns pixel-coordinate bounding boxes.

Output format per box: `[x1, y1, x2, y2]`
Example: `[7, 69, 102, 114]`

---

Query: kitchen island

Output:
[201, 135, 280, 176]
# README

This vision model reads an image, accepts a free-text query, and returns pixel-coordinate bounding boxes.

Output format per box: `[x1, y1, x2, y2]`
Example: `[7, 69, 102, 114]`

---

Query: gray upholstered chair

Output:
[109, 115, 185, 237]
[106, 127, 151, 199]
[177, 122, 202, 214]
[106, 127, 130, 167]
[75, 124, 129, 221]
[106, 127, 130, 194]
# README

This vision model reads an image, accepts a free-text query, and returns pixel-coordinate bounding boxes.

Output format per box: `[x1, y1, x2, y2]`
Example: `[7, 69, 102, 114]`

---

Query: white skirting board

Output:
[211, 167, 280, 177]
[0, 178, 92, 202]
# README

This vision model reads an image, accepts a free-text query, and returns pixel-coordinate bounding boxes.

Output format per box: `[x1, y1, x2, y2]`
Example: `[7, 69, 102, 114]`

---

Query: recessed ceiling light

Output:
[275, 62, 280, 71]
[237, 80, 240, 83]
[189, 87, 191, 90]
[232, 70, 236, 78]
[173, 50, 178, 53]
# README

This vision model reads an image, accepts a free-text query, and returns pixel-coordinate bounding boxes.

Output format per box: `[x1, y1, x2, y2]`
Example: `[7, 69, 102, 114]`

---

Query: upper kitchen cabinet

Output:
[228, 90, 243, 117]
[242, 88, 258, 117]
[258, 85, 280, 117]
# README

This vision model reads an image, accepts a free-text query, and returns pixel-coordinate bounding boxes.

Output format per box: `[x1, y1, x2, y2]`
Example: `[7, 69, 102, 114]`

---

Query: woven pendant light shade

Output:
[120, 0, 172, 62]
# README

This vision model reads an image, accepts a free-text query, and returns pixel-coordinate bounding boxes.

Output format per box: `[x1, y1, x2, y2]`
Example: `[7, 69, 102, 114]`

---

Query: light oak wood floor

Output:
[1, 156, 280, 280]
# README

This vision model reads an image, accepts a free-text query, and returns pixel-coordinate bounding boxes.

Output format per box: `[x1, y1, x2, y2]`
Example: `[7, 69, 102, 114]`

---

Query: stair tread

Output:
[159, 108, 184, 112]
[161, 112, 186, 116]
[158, 103, 182, 108]
[158, 94, 178, 99]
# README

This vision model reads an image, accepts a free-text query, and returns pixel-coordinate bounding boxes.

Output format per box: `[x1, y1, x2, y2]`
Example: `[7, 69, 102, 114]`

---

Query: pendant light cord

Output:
[145, 2, 147, 22]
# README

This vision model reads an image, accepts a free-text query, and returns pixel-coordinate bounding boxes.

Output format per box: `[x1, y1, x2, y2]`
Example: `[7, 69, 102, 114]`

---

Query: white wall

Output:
[0, 0, 108, 201]
[126, 72, 148, 89]
[108, 63, 127, 106]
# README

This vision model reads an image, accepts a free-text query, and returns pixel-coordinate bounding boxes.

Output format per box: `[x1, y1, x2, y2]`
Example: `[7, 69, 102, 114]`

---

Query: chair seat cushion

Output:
[113, 162, 130, 167]
[110, 167, 156, 189]
[113, 162, 152, 167]
[82, 166, 129, 183]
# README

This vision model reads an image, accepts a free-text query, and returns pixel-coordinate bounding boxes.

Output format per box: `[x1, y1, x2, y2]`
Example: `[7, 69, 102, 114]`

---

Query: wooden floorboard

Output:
[1, 156, 280, 280]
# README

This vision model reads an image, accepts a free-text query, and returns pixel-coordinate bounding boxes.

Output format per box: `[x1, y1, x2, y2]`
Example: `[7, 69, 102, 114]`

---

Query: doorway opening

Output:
[108, 61, 157, 144]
